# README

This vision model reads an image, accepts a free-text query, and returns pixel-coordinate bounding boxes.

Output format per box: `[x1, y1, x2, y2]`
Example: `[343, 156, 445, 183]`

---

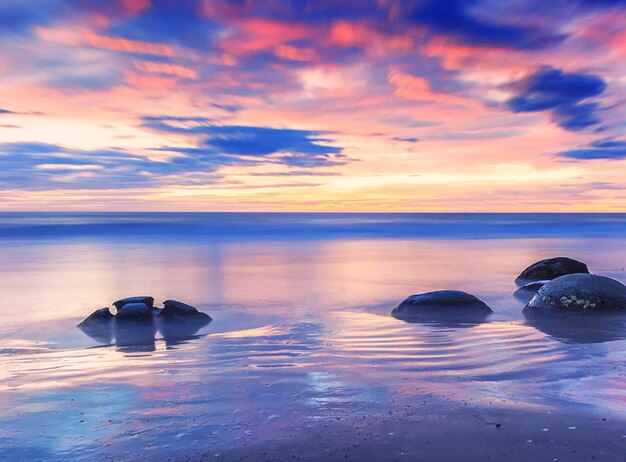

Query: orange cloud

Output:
[121, 0, 150, 15]
[37, 27, 177, 59]
[330, 20, 415, 54]
[387, 68, 479, 108]
[220, 19, 312, 55]
[132, 60, 198, 79]
[274, 44, 317, 62]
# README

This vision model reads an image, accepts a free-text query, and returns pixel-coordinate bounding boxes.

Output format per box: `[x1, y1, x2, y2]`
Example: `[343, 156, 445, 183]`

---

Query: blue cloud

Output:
[391, 137, 419, 143]
[143, 116, 345, 167]
[405, 0, 564, 49]
[559, 139, 626, 160]
[0, 117, 346, 189]
[507, 67, 606, 131]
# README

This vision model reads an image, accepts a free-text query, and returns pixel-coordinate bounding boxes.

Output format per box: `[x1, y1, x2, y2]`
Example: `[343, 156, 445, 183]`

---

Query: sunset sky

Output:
[2, 0, 626, 211]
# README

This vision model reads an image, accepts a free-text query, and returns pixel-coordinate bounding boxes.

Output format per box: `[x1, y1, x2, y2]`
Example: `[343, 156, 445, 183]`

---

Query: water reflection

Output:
[391, 310, 492, 328]
[78, 316, 212, 351]
[524, 313, 626, 344]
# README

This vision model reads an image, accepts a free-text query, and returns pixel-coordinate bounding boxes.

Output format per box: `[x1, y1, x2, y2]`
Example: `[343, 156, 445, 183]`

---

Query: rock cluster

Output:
[78, 296, 212, 327]
[390, 257, 626, 329]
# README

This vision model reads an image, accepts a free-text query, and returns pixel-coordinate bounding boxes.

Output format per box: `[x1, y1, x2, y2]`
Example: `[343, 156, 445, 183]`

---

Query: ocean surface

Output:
[0, 213, 625, 461]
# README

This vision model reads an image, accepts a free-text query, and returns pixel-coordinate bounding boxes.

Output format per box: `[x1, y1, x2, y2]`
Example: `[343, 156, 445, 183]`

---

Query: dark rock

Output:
[159, 300, 212, 322]
[392, 290, 492, 319]
[77, 308, 114, 343]
[515, 257, 589, 285]
[392, 291, 492, 327]
[513, 280, 549, 303]
[116, 302, 152, 319]
[162, 299, 198, 314]
[523, 274, 626, 316]
[77, 307, 113, 328]
[112, 296, 154, 310]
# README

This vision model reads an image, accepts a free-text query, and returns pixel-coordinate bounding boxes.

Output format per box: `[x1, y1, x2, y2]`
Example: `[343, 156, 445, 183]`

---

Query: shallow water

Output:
[0, 213, 624, 461]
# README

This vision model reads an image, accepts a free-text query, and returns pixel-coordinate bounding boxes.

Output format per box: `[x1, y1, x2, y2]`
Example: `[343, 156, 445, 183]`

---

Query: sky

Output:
[1, 0, 626, 211]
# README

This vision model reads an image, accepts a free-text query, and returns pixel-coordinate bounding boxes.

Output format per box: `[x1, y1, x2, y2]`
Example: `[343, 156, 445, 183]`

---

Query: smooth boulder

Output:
[523, 274, 626, 316]
[116, 302, 152, 319]
[113, 296, 154, 310]
[515, 257, 588, 285]
[159, 299, 212, 321]
[392, 290, 493, 318]
[513, 280, 549, 303]
[77, 307, 114, 327]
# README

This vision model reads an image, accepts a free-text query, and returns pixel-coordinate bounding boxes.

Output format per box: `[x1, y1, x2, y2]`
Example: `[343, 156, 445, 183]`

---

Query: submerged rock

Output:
[112, 296, 154, 310]
[523, 274, 626, 316]
[116, 302, 152, 319]
[515, 257, 589, 285]
[392, 290, 492, 318]
[159, 299, 212, 321]
[77, 307, 114, 328]
[513, 280, 549, 303]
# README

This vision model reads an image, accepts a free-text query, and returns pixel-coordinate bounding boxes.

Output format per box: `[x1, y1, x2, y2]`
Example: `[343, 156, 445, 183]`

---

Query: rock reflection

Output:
[524, 313, 626, 344]
[158, 316, 212, 347]
[114, 318, 157, 352]
[78, 315, 212, 350]
[392, 310, 492, 329]
[77, 319, 114, 344]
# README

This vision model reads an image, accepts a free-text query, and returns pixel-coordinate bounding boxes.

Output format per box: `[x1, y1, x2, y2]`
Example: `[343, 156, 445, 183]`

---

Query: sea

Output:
[0, 212, 624, 460]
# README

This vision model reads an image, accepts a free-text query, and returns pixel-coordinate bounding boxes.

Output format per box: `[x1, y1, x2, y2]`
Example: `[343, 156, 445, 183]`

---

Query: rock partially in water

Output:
[112, 296, 154, 310]
[159, 299, 213, 321]
[513, 280, 549, 303]
[515, 257, 589, 285]
[392, 290, 492, 322]
[77, 307, 114, 343]
[116, 302, 152, 319]
[523, 274, 626, 316]
[77, 307, 114, 328]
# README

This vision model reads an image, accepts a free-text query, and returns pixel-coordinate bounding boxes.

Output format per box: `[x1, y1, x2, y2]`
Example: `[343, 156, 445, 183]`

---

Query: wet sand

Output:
[184, 405, 625, 462]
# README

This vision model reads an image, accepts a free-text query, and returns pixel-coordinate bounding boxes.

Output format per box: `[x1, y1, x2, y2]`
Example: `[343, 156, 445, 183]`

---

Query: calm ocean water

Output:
[0, 213, 625, 460]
